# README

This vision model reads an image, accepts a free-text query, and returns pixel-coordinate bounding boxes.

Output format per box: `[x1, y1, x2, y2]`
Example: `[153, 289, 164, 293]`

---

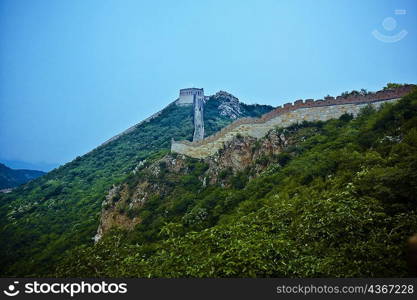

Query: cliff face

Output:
[215, 91, 243, 119]
[94, 126, 313, 238]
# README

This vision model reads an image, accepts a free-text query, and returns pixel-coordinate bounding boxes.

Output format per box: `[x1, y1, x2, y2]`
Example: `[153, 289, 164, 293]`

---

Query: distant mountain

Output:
[0, 163, 45, 189]
[0, 159, 59, 172]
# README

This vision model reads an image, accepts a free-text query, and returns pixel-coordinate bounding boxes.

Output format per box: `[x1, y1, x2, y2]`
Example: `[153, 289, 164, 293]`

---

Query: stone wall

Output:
[171, 85, 415, 158]
[193, 95, 205, 141]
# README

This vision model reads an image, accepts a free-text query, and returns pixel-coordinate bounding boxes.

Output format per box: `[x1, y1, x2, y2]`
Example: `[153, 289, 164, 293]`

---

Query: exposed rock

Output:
[133, 160, 147, 174]
[94, 128, 304, 239]
[94, 184, 141, 242]
[215, 91, 243, 120]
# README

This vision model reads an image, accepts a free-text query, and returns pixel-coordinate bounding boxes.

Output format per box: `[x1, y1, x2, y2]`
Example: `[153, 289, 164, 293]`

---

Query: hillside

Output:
[0, 163, 45, 189]
[55, 88, 417, 277]
[0, 93, 273, 276]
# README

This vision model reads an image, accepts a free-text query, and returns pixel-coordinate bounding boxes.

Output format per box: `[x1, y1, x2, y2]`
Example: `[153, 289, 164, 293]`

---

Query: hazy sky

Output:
[1, 0, 416, 170]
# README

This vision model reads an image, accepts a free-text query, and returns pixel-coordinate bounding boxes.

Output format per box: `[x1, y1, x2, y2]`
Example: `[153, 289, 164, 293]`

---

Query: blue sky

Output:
[1, 0, 416, 170]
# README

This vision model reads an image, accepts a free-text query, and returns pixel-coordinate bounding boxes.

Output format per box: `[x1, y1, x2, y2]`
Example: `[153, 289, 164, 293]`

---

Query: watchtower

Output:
[177, 88, 204, 105]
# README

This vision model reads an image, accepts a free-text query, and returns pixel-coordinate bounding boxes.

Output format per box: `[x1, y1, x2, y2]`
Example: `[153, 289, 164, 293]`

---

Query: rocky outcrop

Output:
[214, 91, 243, 119]
[94, 184, 141, 242]
[94, 127, 306, 239]
[94, 156, 190, 241]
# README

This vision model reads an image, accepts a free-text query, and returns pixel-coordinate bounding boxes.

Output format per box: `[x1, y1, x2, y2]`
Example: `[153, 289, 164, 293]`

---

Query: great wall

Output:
[171, 85, 415, 159]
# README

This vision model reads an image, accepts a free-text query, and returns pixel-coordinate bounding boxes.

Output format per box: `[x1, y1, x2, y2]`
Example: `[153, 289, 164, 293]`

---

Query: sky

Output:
[0, 0, 416, 171]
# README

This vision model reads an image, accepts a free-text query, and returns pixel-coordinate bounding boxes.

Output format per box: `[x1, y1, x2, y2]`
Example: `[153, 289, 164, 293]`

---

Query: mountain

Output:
[55, 88, 417, 277]
[0, 163, 45, 189]
[0, 92, 273, 276]
[0, 160, 59, 172]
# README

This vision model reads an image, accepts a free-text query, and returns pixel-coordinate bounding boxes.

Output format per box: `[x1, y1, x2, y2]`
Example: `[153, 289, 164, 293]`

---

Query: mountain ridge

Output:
[0, 163, 45, 190]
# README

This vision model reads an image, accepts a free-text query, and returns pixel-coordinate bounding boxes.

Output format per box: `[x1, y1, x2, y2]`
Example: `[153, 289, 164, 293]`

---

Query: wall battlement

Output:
[171, 85, 415, 158]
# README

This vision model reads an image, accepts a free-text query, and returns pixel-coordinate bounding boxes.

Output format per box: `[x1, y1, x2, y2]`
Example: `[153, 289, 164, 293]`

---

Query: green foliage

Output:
[230, 170, 250, 189]
[276, 152, 291, 166]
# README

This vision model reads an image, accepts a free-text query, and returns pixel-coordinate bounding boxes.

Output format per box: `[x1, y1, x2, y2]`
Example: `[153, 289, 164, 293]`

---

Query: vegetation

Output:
[383, 83, 407, 90]
[0, 96, 271, 276]
[339, 83, 406, 99]
[53, 88, 417, 277]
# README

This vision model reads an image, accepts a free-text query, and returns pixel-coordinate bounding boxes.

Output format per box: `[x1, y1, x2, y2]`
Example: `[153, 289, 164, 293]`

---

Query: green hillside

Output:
[0, 96, 273, 276]
[55, 89, 417, 277]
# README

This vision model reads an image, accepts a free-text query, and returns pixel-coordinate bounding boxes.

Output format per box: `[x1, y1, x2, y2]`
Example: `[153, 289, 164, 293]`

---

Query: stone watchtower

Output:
[176, 88, 205, 142]
[177, 88, 205, 105]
